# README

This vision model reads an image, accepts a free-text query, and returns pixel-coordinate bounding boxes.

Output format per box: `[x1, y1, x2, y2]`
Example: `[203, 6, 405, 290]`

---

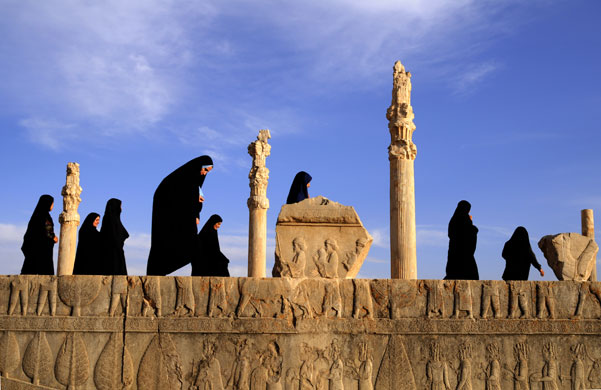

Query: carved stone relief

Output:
[273, 196, 373, 279]
[508, 282, 530, 319]
[480, 282, 501, 319]
[57, 275, 102, 316]
[453, 281, 473, 319]
[109, 276, 128, 317]
[536, 283, 556, 319]
[8, 275, 29, 315]
[538, 233, 599, 281]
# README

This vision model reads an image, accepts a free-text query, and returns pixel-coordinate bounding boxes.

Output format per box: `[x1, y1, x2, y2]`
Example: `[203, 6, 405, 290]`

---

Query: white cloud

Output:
[417, 228, 448, 247]
[452, 62, 499, 95]
[19, 118, 75, 150]
[0, 224, 25, 243]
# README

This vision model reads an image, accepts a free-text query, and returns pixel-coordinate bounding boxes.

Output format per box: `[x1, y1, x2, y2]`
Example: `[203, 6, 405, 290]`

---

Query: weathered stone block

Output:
[538, 233, 599, 281]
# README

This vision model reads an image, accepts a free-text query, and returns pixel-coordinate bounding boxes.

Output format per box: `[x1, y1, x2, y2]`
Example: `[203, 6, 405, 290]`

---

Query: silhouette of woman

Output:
[502, 226, 544, 280]
[73, 212, 102, 275]
[21, 194, 57, 275]
[286, 171, 312, 204]
[445, 200, 479, 280]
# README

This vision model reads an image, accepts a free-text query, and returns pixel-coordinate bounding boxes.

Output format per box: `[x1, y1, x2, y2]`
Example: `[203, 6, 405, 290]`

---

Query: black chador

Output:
[502, 226, 543, 280]
[147, 155, 213, 275]
[192, 214, 229, 277]
[286, 171, 312, 204]
[444, 200, 479, 280]
[21, 195, 56, 275]
[73, 213, 102, 275]
[100, 199, 129, 275]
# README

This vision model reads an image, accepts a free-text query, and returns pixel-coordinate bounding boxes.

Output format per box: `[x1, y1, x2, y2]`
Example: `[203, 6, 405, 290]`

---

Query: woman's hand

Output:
[199, 195, 204, 203]
[539, 268, 545, 277]
[53, 236, 58, 243]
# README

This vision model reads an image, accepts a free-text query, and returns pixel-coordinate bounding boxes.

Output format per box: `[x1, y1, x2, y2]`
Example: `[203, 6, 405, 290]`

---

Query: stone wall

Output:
[1, 276, 601, 389]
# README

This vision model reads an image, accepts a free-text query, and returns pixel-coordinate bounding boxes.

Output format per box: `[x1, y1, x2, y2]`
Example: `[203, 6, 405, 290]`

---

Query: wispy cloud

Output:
[19, 118, 76, 150]
[452, 61, 500, 95]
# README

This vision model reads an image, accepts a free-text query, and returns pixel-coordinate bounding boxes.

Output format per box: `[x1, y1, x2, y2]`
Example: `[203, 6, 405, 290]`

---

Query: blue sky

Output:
[0, 0, 599, 279]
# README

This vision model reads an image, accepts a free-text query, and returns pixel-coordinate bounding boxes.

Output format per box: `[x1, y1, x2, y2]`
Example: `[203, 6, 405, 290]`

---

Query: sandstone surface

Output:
[538, 232, 599, 281]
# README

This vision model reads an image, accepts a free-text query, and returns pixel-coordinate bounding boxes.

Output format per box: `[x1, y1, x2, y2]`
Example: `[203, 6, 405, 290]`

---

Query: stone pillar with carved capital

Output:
[247, 130, 271, 277]
[582, 209, 596, 281]
[57, 162, 82, 275]
[387, 61, 417, 279]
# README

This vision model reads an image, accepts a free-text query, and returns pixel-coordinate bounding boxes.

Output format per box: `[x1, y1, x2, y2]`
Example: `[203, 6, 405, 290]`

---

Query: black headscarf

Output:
[192, 214, 229, 277]
[444, 200, 479, 280]
[147, 155, 213, 275]
[502, 226, 541, 281]
[73, 213, 103, 275]
[21, 195, 55, 275]
[100, 199, 129, 275]
[286, 171, 312, 204]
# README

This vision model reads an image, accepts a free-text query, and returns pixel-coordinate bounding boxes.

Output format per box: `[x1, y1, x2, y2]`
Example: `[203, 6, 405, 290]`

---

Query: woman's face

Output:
[213, 221, 221, 230]
[307, 182, 311, 188]
[93, 216, 100, 227]
[50, 202, 54, 211]
[200, 166, 213, 176]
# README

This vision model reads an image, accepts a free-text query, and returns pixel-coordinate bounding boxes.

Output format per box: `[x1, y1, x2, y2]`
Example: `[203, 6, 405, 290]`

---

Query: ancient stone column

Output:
[247, 130, 271, 277]
[386, 60, 417, 279]
[57, 163, 83, 275]
[581, 209, 596, 281]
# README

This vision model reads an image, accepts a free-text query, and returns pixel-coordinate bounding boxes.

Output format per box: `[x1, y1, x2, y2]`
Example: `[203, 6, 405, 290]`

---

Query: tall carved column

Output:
[57, 163, 82, 276]
[386, 60, 417, 279]
[581, 209, 596, 281]
[247, 130, 271, 277]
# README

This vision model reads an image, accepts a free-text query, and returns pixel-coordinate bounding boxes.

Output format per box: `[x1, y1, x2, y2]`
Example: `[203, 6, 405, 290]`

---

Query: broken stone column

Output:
[57, 162, 83, 276]
[581, 209, 596, 281]
[386, 60, 417, 279]
[247, 130, 271, 277]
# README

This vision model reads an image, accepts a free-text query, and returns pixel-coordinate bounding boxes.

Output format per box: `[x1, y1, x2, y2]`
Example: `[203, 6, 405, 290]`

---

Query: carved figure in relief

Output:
[353, 279, 373, 319]
[174, 277, 195, 316]
[453, 280, 473, 319]
[536, 284, 556, 319]
[573, 282, 601, 319]
[36, 278, 57, 316]
[299, 343, 316, 390]
[480, 282, 501, 319]
[347, 341, 373, 390]
[569, 344, 588, 390]
[508, 282, 530, 319]
[589, 361, 601, 388]
[325, 339, 344, 390]
[281, 237, 307, 278]
[289, 281, 314, 320]
[531, 343, 559, 390]
[420, 280, 445, 318]
[236, 279, 292, 318]
[141, 276, 162, 317]
[313, 239, 340, 278]
[483, 343, 501, 390]
[109, 275, 128, 316]
[8, 276, 29, 315]
[343, 238, 367, 272]
[504, 343, 530, 390]
[191, 340, 224, 390]
[456, 343, 473, 390]
[227, 339, 252, 390]
[208, 278, 228, 317]
[322, 280, 342, 318]
[252, 341, 283, 390]
[426, 342, 451, 390]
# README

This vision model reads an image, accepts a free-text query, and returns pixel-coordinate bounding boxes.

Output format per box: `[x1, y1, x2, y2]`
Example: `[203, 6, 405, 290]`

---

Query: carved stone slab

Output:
[538, 233, 599, 281]
[273, 196, 373, 278]
[0, 276, 600, 390]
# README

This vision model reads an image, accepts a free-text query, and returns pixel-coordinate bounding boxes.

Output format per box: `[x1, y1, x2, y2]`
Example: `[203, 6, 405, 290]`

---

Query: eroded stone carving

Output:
[347, 341, 374, 390]
[36, 278, 57, 316]
[573, 282, 601, 319]
[480, 281, 501, 319]
[483, 343, 501, 390]
[8, 275, 29, 316]
[57, 162, 83, 275]
[141, 276, 162, 317]
[426, 342, 451, 390]
[506, 342, 529, 390]
[273, 196, 373, 279]
[137, 333, 183, 390]
[174, 277, 195, 316]
[322, 280, 342, 318]
[109, 275, 128, 317]
[208, 278, 228, 317]
[531, 342, 560, 388]
[453, 281, 474, 319]
[569, 344, 588, 390]
[251, 340, 282, 389]
[57, 275, 102, 316]
[0, 331, 20, 379]
[22, 332, 52, 386]
[353, 279, 374, 319]
[94, 332, 134, 390]
[456, 343, 473, 390]
[390, 280, 418, 319]
[508, 282, 530, 319]
[55, 332, 90, 389]
[191, 340, 224, 390]
[420, 280, 445, 318]
[538, 233, 599, 281]
[536, 283, 556, 319]
[226, 339, 252, 390]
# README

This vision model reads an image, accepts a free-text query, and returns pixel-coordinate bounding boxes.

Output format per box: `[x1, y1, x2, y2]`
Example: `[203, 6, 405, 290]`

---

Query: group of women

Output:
[21, 157, 541, 281]
[445, 200, 545, 281]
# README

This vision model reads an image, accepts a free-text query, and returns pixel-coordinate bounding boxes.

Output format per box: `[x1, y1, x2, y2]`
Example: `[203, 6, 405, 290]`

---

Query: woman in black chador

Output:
[73, 213, 102, 275]
[147, 155, 213, 275]
[286, 171, 312, 204]
[502, 226, 544, 280]
[192, 214, 229, 276]
[100, 199, 129, 275]
[21, 194, 57, 275]
[445, 200, 479, 280]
